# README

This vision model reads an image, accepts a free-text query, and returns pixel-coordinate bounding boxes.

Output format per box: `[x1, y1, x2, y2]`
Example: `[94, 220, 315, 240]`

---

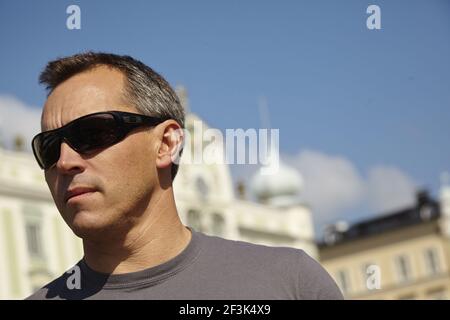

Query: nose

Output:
[55, 142, 86, 174]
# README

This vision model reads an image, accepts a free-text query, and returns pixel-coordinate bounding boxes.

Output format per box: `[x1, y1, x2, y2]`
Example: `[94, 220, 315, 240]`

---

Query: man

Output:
[27, 52, 343, 300]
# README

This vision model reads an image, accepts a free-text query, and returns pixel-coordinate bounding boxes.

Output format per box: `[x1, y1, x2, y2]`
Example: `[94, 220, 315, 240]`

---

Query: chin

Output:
[66, 210, 114, 239]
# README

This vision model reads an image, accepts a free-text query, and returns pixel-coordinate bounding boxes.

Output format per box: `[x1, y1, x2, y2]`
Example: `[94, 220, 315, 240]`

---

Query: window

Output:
[336, 269, 351, 294]
[394, 255, 412, 283]
[196, 177, 209, 202]
[211, 213, 225, 236]
[362, 262, 373, 282]
[22, 204, 45, 260]
[26, 222, 43, 258]
[362, 262, 381, 291]
[424, 248, 440, 276]
[187, 210, 202, 232]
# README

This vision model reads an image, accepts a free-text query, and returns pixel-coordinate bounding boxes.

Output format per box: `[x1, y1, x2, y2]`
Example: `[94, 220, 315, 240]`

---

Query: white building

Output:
[0, 147, 84, 299]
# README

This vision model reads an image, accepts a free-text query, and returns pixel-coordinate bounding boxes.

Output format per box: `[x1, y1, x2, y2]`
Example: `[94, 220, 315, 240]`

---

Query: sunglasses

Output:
[32, 110, 169, 170]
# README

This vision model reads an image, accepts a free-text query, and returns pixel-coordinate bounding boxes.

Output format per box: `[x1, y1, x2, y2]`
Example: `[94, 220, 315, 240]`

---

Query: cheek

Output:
[101, 138, 156, 201]
[44, 171, 59, 201]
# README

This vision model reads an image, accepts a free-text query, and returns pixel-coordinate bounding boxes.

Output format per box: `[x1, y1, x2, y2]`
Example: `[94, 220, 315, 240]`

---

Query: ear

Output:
[155, 120, 184, 171]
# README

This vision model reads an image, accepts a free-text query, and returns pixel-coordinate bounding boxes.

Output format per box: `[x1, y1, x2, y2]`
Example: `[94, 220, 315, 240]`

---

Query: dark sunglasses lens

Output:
[33, 132, 61, 169]
[67, 113, 120, 152]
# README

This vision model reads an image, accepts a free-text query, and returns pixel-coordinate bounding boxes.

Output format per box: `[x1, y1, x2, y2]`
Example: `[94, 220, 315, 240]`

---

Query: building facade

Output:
[319, 182, 450, 300]
[0, 148, 84, 299]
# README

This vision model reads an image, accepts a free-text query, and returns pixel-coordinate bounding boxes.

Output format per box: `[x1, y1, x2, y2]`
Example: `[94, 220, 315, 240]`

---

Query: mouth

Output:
[65, 187, 98, 203]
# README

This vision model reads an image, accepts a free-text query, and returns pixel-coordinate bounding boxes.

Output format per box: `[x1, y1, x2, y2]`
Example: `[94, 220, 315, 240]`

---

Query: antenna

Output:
[257, 96, 280, 175]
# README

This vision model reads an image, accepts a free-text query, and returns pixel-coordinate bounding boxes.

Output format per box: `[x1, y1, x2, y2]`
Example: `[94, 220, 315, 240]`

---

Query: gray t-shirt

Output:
[27, 228, 343, 300]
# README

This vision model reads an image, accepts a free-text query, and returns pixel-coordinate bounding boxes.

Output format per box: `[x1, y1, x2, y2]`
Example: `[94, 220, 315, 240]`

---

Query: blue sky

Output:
[1, 0, 449, 232]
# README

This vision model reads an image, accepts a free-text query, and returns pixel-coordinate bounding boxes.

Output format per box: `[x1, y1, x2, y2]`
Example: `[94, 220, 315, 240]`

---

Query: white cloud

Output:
[366, 165, 417, 213]
[0, 95, 41, 152]
[283, 149, 418, 230]
[284, 150, 365, 226]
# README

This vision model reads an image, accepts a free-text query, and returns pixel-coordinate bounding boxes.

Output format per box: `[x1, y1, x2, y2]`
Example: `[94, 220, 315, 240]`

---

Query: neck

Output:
[82, 188, 192, 274]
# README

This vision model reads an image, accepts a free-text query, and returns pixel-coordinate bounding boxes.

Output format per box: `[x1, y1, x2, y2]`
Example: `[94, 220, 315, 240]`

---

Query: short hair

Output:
[39, 51, 185, 180]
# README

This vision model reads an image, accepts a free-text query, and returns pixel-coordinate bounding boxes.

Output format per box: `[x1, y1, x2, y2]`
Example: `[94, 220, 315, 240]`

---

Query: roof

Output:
[318, 190, 441, 248]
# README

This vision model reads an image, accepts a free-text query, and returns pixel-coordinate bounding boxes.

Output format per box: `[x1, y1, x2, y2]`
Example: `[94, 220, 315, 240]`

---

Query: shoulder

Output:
[198, 231, 312, 268]
[197, 231, 304, 267]
[196, 232, 343, 300]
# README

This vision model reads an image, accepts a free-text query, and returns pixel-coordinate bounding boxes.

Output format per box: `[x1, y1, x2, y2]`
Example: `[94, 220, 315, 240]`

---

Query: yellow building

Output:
[319, 179, 450, 300]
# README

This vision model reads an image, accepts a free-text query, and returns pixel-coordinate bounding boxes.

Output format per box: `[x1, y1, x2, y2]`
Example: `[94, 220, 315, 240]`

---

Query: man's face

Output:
[42, 66, 158, 239]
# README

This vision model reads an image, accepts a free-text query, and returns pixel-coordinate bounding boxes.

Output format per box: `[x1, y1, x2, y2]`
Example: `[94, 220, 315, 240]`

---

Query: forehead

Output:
[41, 66, 135, 131]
